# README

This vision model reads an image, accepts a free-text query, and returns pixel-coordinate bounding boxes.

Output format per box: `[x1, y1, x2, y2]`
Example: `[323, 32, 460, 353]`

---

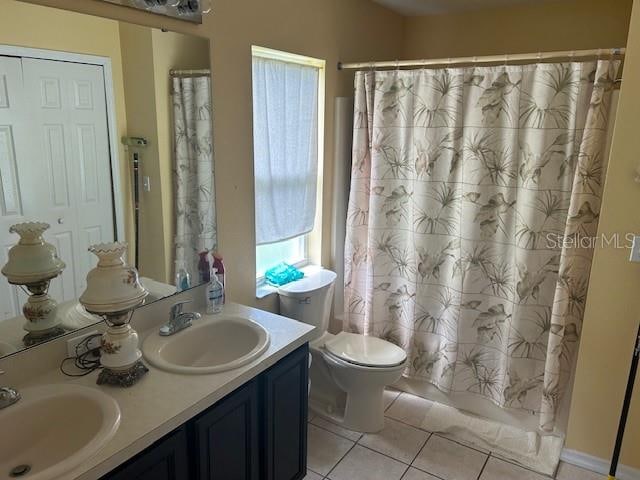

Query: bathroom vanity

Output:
[104, 343, 309, 480]
[0, 301, 315, 480]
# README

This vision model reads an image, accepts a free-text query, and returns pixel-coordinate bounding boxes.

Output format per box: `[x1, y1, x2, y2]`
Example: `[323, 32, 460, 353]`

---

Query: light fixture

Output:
[1, 222, 66, 346]
[79, 242, 149, 387]
[102, 0, 211, 23]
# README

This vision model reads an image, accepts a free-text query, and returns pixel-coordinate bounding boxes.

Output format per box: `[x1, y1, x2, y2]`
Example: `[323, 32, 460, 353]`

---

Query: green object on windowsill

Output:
[265, 263, 304, 287]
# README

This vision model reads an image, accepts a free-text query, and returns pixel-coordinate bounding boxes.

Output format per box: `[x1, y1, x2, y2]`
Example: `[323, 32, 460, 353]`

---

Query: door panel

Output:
[0, 56, 29, 320]
[0, 55, 117, 321]
[22, 57, 115, 300]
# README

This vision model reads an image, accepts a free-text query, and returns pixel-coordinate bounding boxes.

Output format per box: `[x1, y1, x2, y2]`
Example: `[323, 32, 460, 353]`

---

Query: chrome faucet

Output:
[0, 370, 20, 410]
[160, 300, 201, 336]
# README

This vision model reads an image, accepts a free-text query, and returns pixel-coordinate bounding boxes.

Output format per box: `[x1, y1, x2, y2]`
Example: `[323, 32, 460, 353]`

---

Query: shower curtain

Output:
[173, 76, 216, 281]
[344, 60, 619, 433]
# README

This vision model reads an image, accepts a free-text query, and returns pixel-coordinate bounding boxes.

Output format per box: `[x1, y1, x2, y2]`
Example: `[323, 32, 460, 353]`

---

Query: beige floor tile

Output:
[555, 462, 602, 480]
[384, 388, 402, 410]
[360, 417, 430, 464]
[303, 470, 324, 480]
[307, 423, 354, 476]
[385, 392, 434, 429]
[479, 457, 548, 480]
[401, 467, 441, 480]
[312, 416, 363, 442]
[412, 435, 488, 480]
[328, 445, 407, 480]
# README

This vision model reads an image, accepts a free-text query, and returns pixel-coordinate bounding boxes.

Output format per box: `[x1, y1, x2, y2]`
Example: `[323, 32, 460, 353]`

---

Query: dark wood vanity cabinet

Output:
[105, 426, 189, 480]
[193, 379, 260, 479]
[102, 344, 309, 480]
[262, 344, 309, 480]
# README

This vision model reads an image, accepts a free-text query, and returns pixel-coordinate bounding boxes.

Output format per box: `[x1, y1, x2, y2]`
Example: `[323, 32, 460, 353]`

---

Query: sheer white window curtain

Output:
[252, 56, 319, 245]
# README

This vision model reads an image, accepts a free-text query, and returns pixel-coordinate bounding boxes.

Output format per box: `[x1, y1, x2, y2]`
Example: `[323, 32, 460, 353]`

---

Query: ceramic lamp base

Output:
[22, 326, 66, 347]
[97, 360, 148, 388]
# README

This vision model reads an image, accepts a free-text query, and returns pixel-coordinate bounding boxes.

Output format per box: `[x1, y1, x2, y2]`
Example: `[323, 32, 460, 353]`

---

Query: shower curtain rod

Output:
[337, 47, 625, 71]
[170, 69, 211, 77]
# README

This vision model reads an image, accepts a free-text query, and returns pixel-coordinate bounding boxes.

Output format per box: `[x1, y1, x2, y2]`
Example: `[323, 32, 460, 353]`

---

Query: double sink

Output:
[0, 314, 271, 479]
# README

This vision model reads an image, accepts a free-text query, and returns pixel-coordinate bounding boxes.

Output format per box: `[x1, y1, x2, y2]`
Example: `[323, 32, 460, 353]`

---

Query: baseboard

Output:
[561, 449, 640, 480]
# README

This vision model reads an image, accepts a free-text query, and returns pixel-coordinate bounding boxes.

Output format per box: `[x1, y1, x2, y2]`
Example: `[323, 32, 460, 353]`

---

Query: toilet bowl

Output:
[278, 267, 407, 433]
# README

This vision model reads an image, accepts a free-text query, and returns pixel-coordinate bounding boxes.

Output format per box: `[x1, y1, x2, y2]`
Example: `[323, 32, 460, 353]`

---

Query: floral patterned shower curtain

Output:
[173, 76, 216, 281]
[344, 60, 619, 432]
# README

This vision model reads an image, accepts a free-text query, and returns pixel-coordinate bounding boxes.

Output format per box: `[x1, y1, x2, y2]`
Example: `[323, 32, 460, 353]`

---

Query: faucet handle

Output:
[170, 300, 192, 318]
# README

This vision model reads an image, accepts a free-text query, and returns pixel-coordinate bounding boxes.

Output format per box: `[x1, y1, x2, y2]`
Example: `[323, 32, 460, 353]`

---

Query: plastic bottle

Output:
[206, 268, 224, 314]
[212, 252, 225, 305]
[198, 250, 212, 284]
[175, 260, 191, 292]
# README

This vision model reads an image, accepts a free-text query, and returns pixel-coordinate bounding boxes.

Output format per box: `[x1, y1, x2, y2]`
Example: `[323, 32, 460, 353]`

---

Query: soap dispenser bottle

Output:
[175, 260, 191, 292]
[206, 268, 224, 314]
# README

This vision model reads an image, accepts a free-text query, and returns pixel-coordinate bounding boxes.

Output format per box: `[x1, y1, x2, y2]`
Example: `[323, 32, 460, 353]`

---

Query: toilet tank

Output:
[278, 268, 337, 340]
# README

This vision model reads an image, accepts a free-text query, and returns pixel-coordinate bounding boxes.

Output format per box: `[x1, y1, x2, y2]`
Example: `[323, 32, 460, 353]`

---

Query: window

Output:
[251, 46, 325, 280]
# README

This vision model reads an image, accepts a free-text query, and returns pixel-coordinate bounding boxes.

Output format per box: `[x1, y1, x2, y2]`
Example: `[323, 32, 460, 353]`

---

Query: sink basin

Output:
[0, 384, 120, 480]
[143, 315, 270, 374]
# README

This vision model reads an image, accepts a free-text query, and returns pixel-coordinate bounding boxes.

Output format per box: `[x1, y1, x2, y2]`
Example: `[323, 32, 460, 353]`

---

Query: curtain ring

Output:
[503, 54, 509, 68]
[395, 59, 400, 73]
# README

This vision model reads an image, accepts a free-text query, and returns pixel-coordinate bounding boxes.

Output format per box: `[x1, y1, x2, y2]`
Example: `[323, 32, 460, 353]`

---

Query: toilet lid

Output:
[325, 332, 407, 368]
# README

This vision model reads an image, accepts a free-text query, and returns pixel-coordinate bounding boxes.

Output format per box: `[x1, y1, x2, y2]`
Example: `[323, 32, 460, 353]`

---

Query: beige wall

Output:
[403, 0, 632, 59]
[119, 25, 209, 283]
[0, 0, 134, 256]
[119, 23, 166, 281]
[567, 0, 640, 469]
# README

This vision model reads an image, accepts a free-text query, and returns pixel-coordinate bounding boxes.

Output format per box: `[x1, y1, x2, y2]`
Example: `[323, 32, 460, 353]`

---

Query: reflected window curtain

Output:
[173, 76, 216, 280]
[344, 61, 620, 433]
[252, 56, 319, 245]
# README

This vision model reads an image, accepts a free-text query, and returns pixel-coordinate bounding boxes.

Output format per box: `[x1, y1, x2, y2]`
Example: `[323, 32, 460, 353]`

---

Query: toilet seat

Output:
[324, 332, 407, 368]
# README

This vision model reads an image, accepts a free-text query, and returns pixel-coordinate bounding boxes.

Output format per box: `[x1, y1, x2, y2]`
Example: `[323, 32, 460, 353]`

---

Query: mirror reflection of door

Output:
[0, 55, 117, 321]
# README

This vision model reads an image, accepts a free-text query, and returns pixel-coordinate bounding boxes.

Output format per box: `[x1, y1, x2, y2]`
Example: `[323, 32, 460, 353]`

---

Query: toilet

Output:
[278, 267, 407, 433]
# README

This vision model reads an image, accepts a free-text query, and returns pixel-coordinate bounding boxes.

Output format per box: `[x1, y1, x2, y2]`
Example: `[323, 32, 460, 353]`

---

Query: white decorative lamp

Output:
[1, 222, 66, 346]
[79, 242, 149, 387]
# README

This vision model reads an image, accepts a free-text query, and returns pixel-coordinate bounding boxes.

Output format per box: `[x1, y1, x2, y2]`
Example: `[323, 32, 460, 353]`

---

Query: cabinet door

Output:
[262, 344, 309, 480]
[104, 426, 189, 480]
[194, 379, 259, 480]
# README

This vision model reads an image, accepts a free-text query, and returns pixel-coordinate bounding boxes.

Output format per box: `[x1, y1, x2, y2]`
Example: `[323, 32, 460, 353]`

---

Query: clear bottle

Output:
[175, 260, 191, 292]
[206, 267, 224, 314]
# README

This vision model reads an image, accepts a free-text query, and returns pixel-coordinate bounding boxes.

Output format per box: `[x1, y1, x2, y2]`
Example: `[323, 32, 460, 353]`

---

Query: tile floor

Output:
[305, 390, 602, 480]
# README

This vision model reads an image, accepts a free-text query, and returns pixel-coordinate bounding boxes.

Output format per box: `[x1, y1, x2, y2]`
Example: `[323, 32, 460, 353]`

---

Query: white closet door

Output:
[21, 58, 115, 302]
[0, 56, 29, 320]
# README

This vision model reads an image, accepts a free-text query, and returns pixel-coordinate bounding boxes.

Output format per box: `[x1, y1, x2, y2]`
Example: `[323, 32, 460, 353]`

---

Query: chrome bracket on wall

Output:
[99, 0, 204, 24]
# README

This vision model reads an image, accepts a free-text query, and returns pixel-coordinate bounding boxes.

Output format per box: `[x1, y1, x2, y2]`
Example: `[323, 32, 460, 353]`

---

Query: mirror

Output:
[0, 0, 216, 357]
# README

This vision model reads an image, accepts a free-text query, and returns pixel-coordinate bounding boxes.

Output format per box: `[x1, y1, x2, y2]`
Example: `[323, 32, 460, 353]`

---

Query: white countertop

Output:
[7, 303, 315, 480]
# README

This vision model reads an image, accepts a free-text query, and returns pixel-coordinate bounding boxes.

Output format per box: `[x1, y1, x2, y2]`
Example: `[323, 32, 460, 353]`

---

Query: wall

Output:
[403, 0, 633, 59]
[119, 25, 209, 283]
[0, 0, 134, 256]
[567, 0, 640, 469]
[119, 23, 166, 281]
